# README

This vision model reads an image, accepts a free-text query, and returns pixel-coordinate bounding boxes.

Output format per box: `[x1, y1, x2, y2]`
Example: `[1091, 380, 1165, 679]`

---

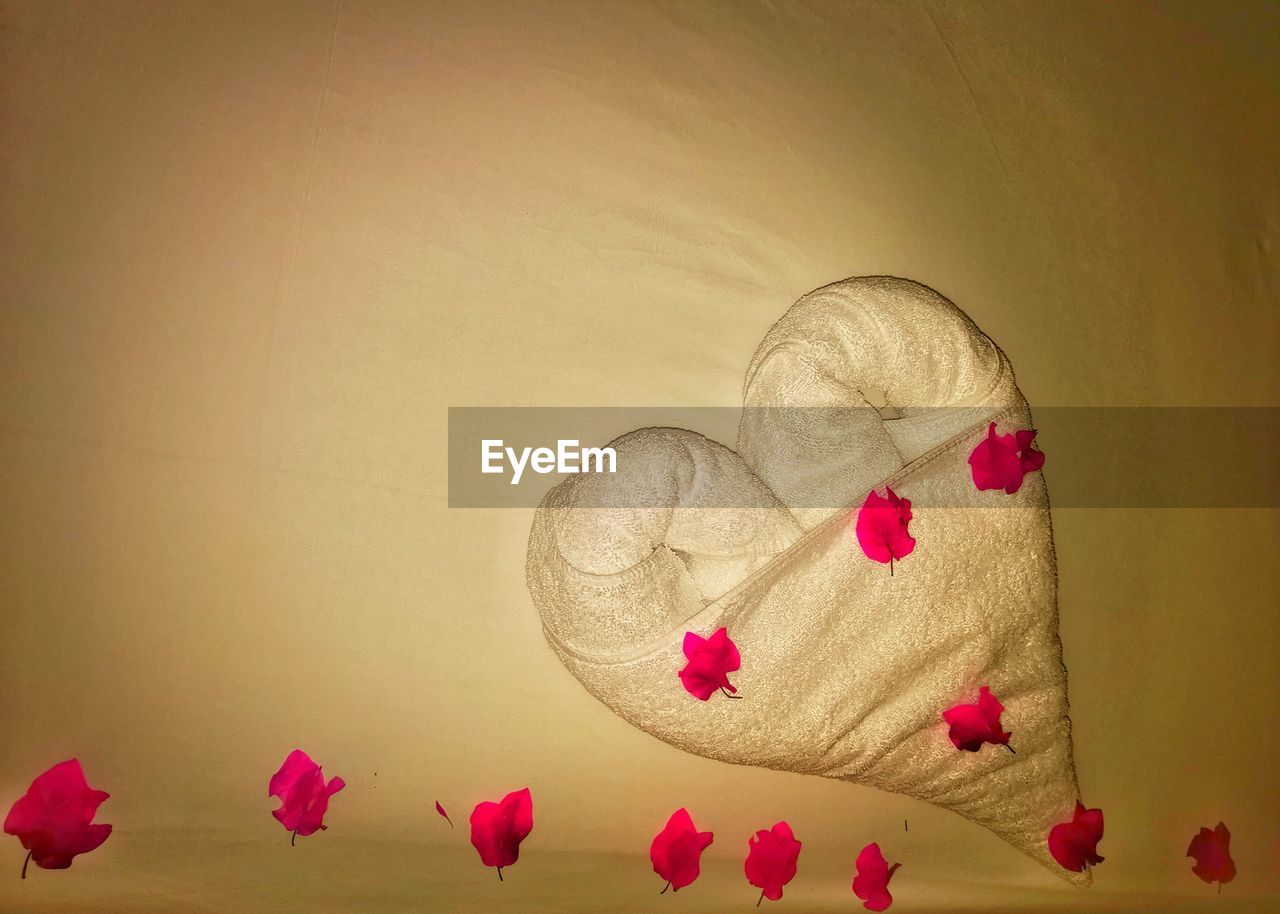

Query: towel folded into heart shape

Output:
[526, 276, 1088, 885]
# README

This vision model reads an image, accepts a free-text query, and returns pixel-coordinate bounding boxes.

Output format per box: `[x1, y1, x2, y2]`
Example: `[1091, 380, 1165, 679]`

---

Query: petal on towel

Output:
[435, 800, 453, 827]
[852, 842, 900, 912]
[969, 423, 1045, 494]
[1015, 428, 1046, 475]
[650, 807, 714, 891]
[1187, 822, 1235, 889]
[968, 422, 1024, 493]
[854, 487, 915, 567]
[700, 628, 741, 672]
[942, 686, 1013, 752]
[681, 630, 707, 661]
[745, 821, 801, 902]
[678, 653, 731, 700]
[1048, 802, 1105, 872]
[678, 627, 741, 700]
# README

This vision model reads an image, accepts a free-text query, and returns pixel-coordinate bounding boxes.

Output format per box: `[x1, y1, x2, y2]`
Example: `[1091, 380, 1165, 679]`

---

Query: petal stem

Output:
[291, 829, 297, 847]
[21, 851, 31, 880]
[1005, 744, 1017, 755]
[497, 866, 504, 882]
[757, 889, 765, 906]
[660, 881, 670, 895]
[719, 687, 742, 700]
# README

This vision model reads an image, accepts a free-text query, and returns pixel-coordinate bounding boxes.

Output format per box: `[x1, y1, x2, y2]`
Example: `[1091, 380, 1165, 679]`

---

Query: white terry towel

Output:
[526, 277, 1088, 885]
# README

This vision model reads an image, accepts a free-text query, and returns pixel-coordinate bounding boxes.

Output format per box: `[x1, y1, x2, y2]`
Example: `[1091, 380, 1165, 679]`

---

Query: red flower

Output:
[855, 487, 915, 574]
[1187, 822, 1235, 891]
[269, 749, 345, 844]
[968, 422, 1045, 494]
[678, 627, 742, 700]
[852, 842, 901, 912]
[469, 787, 533, 880]
[435, 801, 453, 828]
[942, 686, 1014, 753]
[1048, 802, 1104, 872]
[745, 821, 801, 903]
[650, 807, 714, 893]
[3, 759, 111, 878]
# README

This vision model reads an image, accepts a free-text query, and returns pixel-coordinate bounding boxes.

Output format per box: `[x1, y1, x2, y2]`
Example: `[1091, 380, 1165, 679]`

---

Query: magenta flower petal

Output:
[1048, 802, 1104, 872]
[969, 422, 1046, 494]
[650, 807, 714, 891]
[1187, 822, 1235, 888]
[745, 821, 801, 902]
[678, 627, 742, 700]
[269, 750, 344, 839]
[469, 787, 533, 871]
[855, 487, 915, 566]
[942, 685, 1013, 752]
[852, 842, 901, 912]
[4, 759, 112, 871]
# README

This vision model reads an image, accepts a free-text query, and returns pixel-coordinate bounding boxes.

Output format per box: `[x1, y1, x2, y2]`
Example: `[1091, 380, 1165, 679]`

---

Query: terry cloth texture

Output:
[526, 276, 1087, 885]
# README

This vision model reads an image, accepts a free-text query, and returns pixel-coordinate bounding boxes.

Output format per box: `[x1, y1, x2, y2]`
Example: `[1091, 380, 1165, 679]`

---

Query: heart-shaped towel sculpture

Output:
[526, 276, 1089, 885]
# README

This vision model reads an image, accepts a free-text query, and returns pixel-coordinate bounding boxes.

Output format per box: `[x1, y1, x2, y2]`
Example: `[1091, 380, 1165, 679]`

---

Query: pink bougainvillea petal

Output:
[469, 787, 533, 876]
[682, 630, 706, 660]
[296, 776, 344, 837]
[678, 627, 741, 700]
[744, 821, 801, 902]
[435, 801, 454, 827]
[268, 750, 344, 840]
[1015, 429, 1046, 475]
[854, 487, 915, 571]
[1187, 822, 1235, 889]
[678, 653, 730, 700]
[650, 807, 714, 892]
[268, 750, 314, 798]
[3, 758, 112, 873]
[942, 685, 1014, 752]
[852, 842, 901, 912]
[702, 628, 741, 671]
[1048, 802, 1105, 872]
[968, 422, 1023, 493]
[969, 422, 1045, 494]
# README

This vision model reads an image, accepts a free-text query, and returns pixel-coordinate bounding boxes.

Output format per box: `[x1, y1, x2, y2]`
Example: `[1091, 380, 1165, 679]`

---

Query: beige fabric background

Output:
[1, 1, 1276, 911]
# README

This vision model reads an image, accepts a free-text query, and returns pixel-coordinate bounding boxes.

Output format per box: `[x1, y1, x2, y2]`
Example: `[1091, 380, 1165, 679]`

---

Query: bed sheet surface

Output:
[1, 1, 1276, 911]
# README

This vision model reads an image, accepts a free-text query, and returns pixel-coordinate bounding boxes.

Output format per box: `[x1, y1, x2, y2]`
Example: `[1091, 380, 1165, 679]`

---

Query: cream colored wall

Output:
[1, 0, 1276, 902]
